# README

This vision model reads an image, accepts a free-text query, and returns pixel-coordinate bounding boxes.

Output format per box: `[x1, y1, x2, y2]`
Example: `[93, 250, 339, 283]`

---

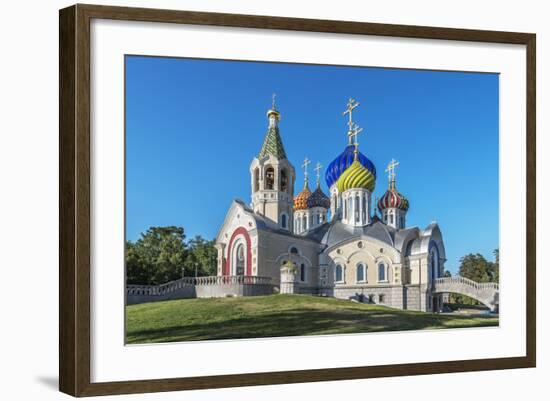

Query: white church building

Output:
[215, 98, 446, 312]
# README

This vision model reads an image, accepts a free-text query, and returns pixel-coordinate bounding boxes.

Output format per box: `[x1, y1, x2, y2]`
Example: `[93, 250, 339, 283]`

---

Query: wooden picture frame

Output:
[59, 3, 536, 397]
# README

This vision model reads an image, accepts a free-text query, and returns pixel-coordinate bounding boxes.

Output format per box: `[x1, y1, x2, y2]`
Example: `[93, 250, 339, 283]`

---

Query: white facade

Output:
[382, 207, 406, 229]
[215, 102, 447, 312]
[340, 188, 371, 227]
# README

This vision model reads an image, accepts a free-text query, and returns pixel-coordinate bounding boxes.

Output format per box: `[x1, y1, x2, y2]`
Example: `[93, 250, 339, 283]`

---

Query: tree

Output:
[488, 248, 499, 282]
[458, 253, 493, 283]
[185, 235, 218, 277]
[125, 227, 220, 284]
[126, 241, 149, 285]
[126, 226, 188, 285]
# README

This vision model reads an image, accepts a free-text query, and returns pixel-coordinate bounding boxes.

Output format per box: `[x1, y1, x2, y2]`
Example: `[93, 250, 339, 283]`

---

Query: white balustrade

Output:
[433, 275, 499, 310]
[126, 275, 273, 297]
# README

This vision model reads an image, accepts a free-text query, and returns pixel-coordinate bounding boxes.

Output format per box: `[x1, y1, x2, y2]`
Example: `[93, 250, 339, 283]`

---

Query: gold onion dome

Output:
[336, 159, 376, 192]
[281, 259, 298, 273]
[267, 93, 281, 120]
[293, 184, 312, 210]
[267, 107, 280, 119]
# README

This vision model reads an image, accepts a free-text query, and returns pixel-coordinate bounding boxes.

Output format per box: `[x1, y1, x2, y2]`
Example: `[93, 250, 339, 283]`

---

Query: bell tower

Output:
[250, 95, 295, 231]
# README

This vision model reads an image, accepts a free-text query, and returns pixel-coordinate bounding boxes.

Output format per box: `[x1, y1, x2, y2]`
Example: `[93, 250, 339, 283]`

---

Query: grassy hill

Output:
[126, 294, 498, 344]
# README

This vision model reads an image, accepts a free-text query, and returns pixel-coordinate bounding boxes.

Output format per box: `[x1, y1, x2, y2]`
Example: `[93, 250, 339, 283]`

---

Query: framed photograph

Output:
[59, 4, 536, 397]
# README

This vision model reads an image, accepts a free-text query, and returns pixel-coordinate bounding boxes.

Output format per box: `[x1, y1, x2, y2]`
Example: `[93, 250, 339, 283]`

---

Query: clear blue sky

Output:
[125, 55, 499, 274]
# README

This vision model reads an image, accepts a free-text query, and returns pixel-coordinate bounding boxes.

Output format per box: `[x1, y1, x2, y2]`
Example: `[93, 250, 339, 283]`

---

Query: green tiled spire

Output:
[259, 126, 287, 160]
[259, 95, 287, 160]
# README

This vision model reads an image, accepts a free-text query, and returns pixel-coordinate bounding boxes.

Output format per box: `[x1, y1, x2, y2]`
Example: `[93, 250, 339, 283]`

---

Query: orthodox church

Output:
[215, 97, 446, 312]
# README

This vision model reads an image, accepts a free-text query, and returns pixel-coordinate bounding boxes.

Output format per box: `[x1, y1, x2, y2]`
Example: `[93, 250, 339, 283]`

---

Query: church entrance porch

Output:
[234, 243, 246, 276]
[224, 226, 253, 276]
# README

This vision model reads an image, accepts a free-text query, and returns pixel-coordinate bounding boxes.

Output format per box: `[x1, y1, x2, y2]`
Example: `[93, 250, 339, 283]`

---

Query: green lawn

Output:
[126, 294, 498, 344]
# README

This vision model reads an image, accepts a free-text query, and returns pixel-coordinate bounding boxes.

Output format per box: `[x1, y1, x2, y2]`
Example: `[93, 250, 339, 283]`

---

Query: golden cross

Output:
[385, 159, 400, 183]
[314, 162, 322, 186]
[272, 93, 277, 109]
[350, 123, 363, 145]
[302, 157, 311, 179]
[343, 97, 360, 135]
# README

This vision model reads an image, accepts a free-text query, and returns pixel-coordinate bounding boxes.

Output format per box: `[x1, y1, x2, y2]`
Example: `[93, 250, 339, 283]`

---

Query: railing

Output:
[432, 276, 499, 310]
[126, 275, 273, 296]
[180, 275, 273, 286]
[126, 278, 193, 296]
[433, 276, 499, 291]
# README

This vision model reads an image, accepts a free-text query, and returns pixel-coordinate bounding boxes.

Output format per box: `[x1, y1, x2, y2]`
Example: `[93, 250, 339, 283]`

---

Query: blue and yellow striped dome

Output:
[336, 160, 376, 192]
[325, 145, 376, 188]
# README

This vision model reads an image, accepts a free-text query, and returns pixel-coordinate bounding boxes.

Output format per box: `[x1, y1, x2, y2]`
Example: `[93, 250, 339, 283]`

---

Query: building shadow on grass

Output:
[127, 307, 498, 344]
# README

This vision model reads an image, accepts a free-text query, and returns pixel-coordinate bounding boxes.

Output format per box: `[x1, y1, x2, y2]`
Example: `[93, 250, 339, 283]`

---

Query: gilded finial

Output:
[351, 123, 363, 144]
[353, 142, 359, 161]
[351, 123, 363, 161]
[343, 98, 360, 144]
[314, 162, 323, 188]
[385, 159, 400, 189]
[302, 157, 311, 188]
[343, 98, 360, 143]
[267, 93, 280, 125]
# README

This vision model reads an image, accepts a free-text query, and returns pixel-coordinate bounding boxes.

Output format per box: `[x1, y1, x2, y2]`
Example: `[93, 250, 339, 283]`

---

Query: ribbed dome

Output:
[293, 185, 312, 210]
[336, 160, 376, 192]
[378, 188, 409, 211]
[325, 145, 376, 188]
[307, 186, 330, 209]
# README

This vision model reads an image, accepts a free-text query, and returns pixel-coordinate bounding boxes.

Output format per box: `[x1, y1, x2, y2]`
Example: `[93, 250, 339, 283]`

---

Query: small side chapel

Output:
[215, 97, 446, 312]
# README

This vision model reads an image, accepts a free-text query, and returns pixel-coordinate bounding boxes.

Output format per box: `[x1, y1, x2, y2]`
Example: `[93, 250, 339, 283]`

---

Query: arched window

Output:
[253, 168, 259, 192]
[355, 194, 360, 222]
[347, 197, 352, 220]
[290, 247, 298, 255]
[344, 195, 348, 219]
[280, 169, 288, 192]
[281, 213, 287, 229]
[302, 215, 307, 231]
[389, 213, 394, 224]
[430, 248, 438, 281]
[378, 263, 387, 282]
[265, 167, 275, 190]
[300, 263, 306, 282]
[362, 195, 366, 222]
[356, 263, 365, 282]
[234, 243, 246, 276]
[335, 264, 343, 282]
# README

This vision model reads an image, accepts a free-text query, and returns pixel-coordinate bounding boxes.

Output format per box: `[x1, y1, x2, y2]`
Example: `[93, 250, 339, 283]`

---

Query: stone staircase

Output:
[126, 275, 274, 305]
[433, 276, 499, 311]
